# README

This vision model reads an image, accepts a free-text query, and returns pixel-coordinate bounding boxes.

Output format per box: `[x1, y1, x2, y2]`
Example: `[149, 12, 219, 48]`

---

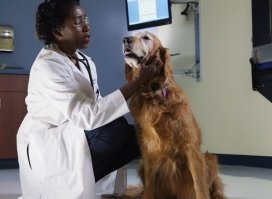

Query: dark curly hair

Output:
[35, 0, 80, 45]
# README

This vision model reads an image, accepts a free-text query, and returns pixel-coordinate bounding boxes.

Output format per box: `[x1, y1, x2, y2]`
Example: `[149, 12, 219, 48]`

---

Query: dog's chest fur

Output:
[129, 80, 200, 154]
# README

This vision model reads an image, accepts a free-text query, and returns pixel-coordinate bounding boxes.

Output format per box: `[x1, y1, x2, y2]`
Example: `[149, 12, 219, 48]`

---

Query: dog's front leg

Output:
[141, 163, 155, 199]
[186, 146, 210, 199]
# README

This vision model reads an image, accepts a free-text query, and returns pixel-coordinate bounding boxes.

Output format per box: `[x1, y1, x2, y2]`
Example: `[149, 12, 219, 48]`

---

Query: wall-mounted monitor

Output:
[125, 0, 172, 31]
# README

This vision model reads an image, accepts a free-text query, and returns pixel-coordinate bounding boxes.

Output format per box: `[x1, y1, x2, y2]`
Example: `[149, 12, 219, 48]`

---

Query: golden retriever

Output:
[122, 31, 226, 199]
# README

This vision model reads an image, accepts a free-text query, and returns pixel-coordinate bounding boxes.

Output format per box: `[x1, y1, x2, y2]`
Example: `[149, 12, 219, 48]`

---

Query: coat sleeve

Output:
[31, 57, 129, 130]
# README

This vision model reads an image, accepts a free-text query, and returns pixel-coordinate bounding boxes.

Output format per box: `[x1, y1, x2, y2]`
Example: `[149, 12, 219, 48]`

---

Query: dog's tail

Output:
[205, 152, 226, 199]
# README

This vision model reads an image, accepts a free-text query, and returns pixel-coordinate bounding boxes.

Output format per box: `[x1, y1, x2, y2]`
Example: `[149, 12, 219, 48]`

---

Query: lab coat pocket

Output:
[26, 144, 32, 169]
[28, 127, 71, 180]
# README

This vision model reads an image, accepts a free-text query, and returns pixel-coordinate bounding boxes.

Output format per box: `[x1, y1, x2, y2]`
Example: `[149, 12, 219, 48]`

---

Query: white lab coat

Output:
[17, 45, 130, 199]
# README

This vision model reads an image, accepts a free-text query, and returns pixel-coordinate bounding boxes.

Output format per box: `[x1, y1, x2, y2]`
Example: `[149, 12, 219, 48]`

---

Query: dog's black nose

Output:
[123, 36, 133, 44]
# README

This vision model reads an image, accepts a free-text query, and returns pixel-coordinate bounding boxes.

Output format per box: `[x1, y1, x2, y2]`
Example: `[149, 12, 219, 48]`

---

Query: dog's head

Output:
[123, 31, 162, 68]
[122, 31, 173, 83]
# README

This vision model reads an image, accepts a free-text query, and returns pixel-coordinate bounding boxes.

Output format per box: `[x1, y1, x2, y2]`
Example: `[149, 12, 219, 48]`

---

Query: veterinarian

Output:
[16, 0, 161, 198]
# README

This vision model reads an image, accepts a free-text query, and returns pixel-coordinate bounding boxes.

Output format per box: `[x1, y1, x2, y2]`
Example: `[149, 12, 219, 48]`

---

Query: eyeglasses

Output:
[73, 16, 89, 27]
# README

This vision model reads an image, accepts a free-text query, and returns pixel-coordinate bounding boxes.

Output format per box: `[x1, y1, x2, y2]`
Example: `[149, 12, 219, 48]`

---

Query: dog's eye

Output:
[142, 36, 150, 40]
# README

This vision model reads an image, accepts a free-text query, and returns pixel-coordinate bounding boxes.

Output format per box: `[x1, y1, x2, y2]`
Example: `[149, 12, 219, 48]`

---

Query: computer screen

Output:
[125, 0, 172, 31]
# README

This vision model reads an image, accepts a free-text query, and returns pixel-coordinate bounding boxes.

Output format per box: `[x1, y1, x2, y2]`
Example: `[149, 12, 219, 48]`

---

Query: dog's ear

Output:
[158, 46, 173, 79]
[158, 46, 167, 63]
[125, 63, 138, 81]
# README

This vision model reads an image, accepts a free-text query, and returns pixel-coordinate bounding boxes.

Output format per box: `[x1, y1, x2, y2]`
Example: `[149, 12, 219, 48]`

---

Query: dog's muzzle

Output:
[123, 37, 144, 64]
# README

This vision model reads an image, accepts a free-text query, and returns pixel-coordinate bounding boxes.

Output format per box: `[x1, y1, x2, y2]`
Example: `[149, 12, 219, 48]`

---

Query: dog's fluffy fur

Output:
[123, 31, 226, 199]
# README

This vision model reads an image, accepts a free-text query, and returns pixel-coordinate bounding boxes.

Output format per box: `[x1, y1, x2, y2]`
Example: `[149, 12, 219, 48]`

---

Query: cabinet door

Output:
[0, 91, 27, 158]
[252, 0, 272, 47]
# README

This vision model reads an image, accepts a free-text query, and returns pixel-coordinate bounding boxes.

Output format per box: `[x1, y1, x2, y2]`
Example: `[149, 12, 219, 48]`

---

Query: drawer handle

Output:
[0, 97, 1, 109]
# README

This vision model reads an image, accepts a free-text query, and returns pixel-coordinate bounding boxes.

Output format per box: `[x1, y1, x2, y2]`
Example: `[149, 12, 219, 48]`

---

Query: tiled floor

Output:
[127, 163, 272, 199]
[1, 162, 272, 199]
[0, 169, 21, 199]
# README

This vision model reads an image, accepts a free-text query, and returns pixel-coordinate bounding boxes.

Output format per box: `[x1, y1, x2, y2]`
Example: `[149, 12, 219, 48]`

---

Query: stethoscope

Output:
[75, 51, 100, 99]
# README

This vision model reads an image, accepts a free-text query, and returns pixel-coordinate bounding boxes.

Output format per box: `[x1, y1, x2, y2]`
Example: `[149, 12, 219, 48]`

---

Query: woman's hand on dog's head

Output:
[120, 50, 163, 100]
[137, 54, 163, 84]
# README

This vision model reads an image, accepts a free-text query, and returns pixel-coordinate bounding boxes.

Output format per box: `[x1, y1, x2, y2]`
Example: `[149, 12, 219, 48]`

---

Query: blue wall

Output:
[0, 0, 131, 95]
[0, 0, 41, 74]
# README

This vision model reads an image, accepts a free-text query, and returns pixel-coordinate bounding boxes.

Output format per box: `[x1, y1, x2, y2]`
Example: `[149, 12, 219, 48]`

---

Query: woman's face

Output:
[55, 5, 90, 54]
